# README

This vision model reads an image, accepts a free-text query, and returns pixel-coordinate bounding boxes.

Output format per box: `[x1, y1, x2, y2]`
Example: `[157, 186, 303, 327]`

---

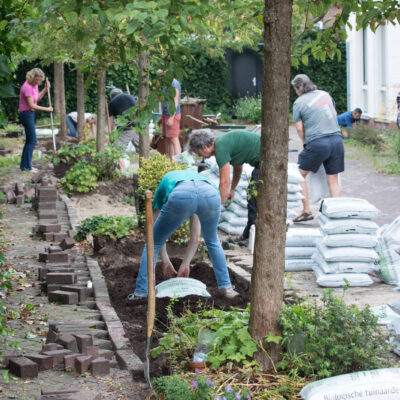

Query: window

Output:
[362, 29, 368, 85]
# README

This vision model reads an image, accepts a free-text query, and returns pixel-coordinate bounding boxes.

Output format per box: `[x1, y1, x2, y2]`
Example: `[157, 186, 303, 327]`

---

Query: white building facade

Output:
[346, 14, 400, 125]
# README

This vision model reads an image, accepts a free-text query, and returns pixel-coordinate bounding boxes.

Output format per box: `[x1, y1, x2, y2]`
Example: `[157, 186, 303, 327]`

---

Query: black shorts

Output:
[298, 135, 344, 174]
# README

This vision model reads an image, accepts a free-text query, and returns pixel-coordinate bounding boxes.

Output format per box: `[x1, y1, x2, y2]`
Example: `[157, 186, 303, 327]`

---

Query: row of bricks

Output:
[36, 388, 101, 400]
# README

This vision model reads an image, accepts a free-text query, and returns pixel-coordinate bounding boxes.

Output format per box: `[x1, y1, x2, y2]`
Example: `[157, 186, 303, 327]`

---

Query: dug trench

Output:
[94, 235, 251, 377]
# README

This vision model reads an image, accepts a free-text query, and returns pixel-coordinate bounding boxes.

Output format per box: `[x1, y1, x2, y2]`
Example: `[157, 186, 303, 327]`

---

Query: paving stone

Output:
[56, 334, 79, 352]
[86, 346, 99, 358]
[73, 334, 93, 354]
[41, 388, 80, 396]
[46, 273, 77, 284]
[24, 187, 35, 200]
[39, 223, 61, 233]
[99, 349, 114, 360]
[16, 195, 24, 205]
[15, 183, 24, 195]
[9, 357, 38, 378]
[45, 283, 62, 293]
[90, 357, 110, 376]
[60, 286, 88, 302]
[75, 355, 92, 374]
[47, 251, 69, 264]
[42, 349, 72, 366]
[35, 202, 57, 211]
[48, 290, 79, 304]
[38, 187, 57, 196]
[25, 354, 54, 371]
[38, 211, 58, 220]
[6, 190, 16, 204]
[47, 245, 63, 253]
[45, 262, 72, 269]
[31, 170, 45, 183]
[49, 320, 105, 330]
[45, 329, 59, 344]
[106, 321, 130, 350]
[68, 229, 78, 238]
[116, 349, 144, 379]
[0, 198, 6, 204]
[60, 237, 76, 250]
[43, 232, 54, 241]
[64, 353, 81, 372]
[41, 343, 63, 352]
[53, 233, 68, 242]
[38, 252, 49, 262]
[1, 352, 23, 368]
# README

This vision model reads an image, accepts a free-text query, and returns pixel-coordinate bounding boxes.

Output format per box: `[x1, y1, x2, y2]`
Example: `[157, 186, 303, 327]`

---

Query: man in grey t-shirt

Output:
[291, 74, 344, 222]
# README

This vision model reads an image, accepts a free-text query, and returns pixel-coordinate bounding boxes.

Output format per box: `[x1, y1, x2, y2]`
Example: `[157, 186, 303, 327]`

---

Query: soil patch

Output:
[97, 241, 251, 377]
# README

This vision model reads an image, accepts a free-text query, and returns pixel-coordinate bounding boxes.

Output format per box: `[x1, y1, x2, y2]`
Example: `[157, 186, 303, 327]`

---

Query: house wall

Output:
[347, 14, 400, 127]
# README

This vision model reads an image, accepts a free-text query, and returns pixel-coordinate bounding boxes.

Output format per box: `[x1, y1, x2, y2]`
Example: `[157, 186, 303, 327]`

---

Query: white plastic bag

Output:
[316, 213, 379, 235]
[306, 165, 331, 204]
[316, 242, 379, 263]
[300, 368, 400, 400]
[156, 277, 211, 298]
[312, 264, 374, 287]
[287, 163, 304, 184]
[321, 232, 378, 248]
[320, 197, 381, 220]
[286, 228, 322, 247]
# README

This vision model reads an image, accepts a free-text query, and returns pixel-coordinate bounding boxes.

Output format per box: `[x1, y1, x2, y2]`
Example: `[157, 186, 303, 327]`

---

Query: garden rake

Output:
[46, 78, 56, 153]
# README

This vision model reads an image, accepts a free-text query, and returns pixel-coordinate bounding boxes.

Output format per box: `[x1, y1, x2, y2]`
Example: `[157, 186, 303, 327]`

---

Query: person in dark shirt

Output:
[337, 108, 362, 128]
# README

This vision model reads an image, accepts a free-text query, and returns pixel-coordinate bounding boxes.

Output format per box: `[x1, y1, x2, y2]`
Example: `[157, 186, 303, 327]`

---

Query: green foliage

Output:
[52, 141, 123, 194]
[351, 124, 385, 151]
[153, 374, 252, 400]
[278, 289, 392, 378]
[0, 155, 19, 169]
[60, 160, 99, 194]
[75, 215, 137, 241]
[152, 302, 258, 370]
[233, 95, 261, 124]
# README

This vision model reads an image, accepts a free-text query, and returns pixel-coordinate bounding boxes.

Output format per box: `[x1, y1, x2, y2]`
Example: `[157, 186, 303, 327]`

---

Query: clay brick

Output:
[41, 343, 62, 352]
[36, 202, 56, 211]
[6, 190, 16, 203]
[38, 211, 57, 220]
[1, 352, 23, 368]
[74, 335, 93, 354]
[15, 183, 24, 195]
[45, 329, 59, 344]
[46, 273, 76, 284]
[24, 187, 35, 200]
[60, 286, 88, 302]
[68, 390, 102, 400]
[41, 179, 49, 186]
[75, 355, 92, 374]
[48, 245, 62, 253]
[64, 353, 81, 372]
[86, 346, 99, 358]
[68, 229, 78, 238]
[56, 334, 79, 353]
[90, 357, 110, 376]
[16, 194, 24, 205]
[45, 262, 71, 269]
[48, 290, 78, 304]
[39, 223, 61, 233]
[31, 171, 45, 183]
[32, 226, 39, 234]
[9, 357, 38, 378]
[41, 388, 80, 396]
[0, 198, 7, 204]
[43, 232, 54, 241]
[26, 354, 54, 371]
[38, 187, 57, 195]
[53, 232, 68, 242]
[59, 237, 76, 250]
[47, 252, 69, 264]
[42, 349, 72, 366]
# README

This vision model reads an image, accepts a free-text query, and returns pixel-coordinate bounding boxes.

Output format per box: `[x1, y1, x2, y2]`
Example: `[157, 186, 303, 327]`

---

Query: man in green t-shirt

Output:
[188, 129, 260, 241]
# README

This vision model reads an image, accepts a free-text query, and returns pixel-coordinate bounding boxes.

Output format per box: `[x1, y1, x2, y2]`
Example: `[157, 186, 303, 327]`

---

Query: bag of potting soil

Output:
[287, 200, 303, 209]
[300, 368, 400, 400]
[286, 228, 322, 247]
[218, 222, 244, 236]
[220, 211, 247, 227]
[287, 191, 304, 201]
[285, 258, 316, 271]
[320, 197, 381, 220]
[173, 151, 196, 166]
[389, 298, 400, 315]
[370, 304, 400, 325]
[156, 277, 211, 298]
[225, 202, 248, 218]
[316, 213, 379, 235]
[306, 165, 331, 205]
[312, 264, 374, 287]
[285, 246, 316, 259]
[287, 183, 302, 193]
[321, 232, 378, 248]
[316, 242, 379, 263]
[287, 163, 304, 184]
[312, 250, 378, 274]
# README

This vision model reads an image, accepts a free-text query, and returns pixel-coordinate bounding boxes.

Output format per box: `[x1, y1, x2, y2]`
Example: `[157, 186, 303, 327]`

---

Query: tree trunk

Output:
[96, 69, 106, 152]
[76, 69, 85, 142]
[138, 51, 150, 162]
[58, 63, 67, 140]
[248, 0, 292, 370]
[53, 62, 60, 116]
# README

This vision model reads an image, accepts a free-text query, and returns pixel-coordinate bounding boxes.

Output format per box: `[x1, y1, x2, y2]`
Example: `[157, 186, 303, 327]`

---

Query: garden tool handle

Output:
[145, 190, 155, 337]
[46, 78, 56, 153]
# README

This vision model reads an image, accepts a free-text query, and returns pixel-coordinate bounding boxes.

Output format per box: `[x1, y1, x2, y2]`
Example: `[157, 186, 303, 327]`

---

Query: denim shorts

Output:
[298, 135, 344, 174]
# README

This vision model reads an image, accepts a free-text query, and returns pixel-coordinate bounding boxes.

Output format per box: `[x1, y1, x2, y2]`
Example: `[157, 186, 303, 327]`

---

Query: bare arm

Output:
[229, 165, 242, 200]
[26, 97, 52, 112]
[219, 162, 231, 204]
[295, 120, 305, 144]
[37, 81, 49, 101]
[110, 115, 116, 130]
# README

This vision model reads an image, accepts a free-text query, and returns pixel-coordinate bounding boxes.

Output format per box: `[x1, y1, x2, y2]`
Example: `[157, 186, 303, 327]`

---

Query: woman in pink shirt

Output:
[18, 68, 53, 171]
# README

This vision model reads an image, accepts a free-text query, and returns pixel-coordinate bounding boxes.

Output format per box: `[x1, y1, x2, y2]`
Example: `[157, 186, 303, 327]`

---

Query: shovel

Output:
[144, 190, 155, 388]
[46, 78, 56, 153]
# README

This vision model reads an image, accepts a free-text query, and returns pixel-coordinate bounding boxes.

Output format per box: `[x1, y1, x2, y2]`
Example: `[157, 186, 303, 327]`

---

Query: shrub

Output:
[351, 124, 384, 151]
[233, 95, 261, 124]
[60, 160, 99, 194]
[278, 288, 392, 378]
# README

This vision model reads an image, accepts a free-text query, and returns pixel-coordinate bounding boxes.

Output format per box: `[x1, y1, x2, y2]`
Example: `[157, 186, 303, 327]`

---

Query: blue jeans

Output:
[134, 180, 232, 297]
[19, 111, 36, 171]
[66, 115, 78, 137]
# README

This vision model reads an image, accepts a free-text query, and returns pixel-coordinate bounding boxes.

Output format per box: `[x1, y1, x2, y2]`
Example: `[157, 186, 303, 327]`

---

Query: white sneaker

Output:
[30, 167, 38, 173]
[220, 288, 239, 299]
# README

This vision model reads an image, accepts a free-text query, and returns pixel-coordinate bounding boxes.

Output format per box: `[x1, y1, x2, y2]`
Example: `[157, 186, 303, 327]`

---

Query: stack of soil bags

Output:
[285, 228, 322, 271]
[199, 157, 252, 235]
[287, 163, 304, 220]
[312, 197, 381, 287]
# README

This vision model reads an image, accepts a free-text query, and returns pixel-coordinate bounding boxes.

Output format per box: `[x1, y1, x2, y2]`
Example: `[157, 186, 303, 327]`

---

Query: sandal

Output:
[293, 212, 313, 223]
